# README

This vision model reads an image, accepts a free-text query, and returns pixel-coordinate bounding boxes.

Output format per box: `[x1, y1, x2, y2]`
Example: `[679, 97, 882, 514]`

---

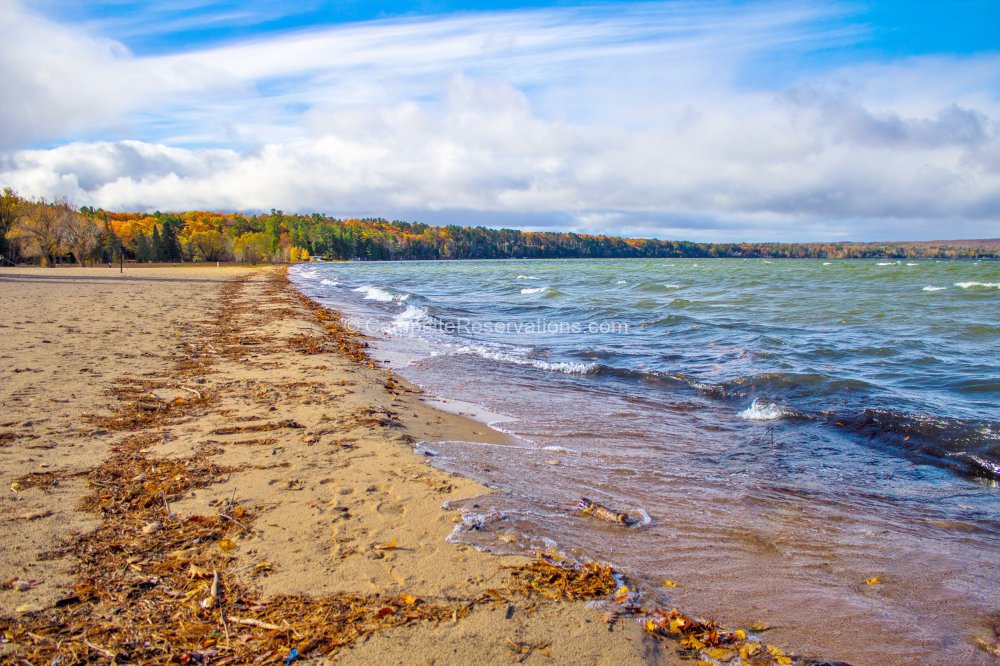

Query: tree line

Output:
[1, 188, 996, 266]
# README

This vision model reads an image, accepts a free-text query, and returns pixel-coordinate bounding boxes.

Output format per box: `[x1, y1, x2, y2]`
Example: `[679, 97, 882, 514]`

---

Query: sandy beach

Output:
[0, 266, 670, 664]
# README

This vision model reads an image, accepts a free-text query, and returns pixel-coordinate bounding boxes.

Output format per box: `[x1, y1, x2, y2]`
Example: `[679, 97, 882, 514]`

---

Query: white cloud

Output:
[1, 0, 998, 240]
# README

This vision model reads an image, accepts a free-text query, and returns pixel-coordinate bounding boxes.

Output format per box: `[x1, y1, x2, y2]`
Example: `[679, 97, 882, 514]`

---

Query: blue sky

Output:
[2, 0, 998, 241]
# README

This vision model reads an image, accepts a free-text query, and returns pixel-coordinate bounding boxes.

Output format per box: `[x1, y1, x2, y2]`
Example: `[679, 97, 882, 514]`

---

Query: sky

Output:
[1, 0, 998, 242]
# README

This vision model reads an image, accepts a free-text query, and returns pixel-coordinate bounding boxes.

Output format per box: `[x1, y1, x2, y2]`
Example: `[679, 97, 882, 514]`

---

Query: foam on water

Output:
[955, 282, 999, 289]
[454, 343, 596, 375]
[542, 445, 579, 453]
[922, 286, 947, 292]
[320, 279, 338, 286]
[517, 275, 541, 280]
[388, 304, 433, 334]
[738, 398, 787, 420]
[353, 285, 407, 302]
[521, 286, 547, 295]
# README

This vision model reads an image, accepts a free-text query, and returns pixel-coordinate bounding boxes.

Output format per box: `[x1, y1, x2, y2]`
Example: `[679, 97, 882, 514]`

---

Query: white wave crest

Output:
[738, 398, 786, 421]
[320, 279, 339, 286]
[521, 286, 547, 295]
[353, 285, 408, 302]
[922, 286, 947, 292]
[955, 282, 999, 289]
[542, 445, 579, 453]
[516, 275, 541, 280]
[388, 305, 432, 333]
[455, 344, 596, 375]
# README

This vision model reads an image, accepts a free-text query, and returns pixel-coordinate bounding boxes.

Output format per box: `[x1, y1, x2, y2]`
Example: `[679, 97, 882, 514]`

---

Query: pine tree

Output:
[150, 225, 164, 261]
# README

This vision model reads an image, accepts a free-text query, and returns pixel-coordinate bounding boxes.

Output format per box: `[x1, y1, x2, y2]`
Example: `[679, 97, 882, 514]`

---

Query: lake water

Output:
[290, 258, 1000, 665]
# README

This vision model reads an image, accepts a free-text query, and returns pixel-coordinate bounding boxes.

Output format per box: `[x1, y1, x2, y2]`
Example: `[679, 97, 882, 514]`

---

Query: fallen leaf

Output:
[865, 576, 880, 585]
[218, 539, 237, 552]
[400, 594, 419, 606]
[681, 635, 705, 650]
[750, 621, 772, 632]
[767, 645, 793, 665]
[704, 646, 735, 660]
[663, 579, 677, 588]
[734, 629, 747, 640]
[375, 607, 394, 618]
[10, 482, 22, 492]
[169, 547, 200, 559]
[376, 538, 398, 550]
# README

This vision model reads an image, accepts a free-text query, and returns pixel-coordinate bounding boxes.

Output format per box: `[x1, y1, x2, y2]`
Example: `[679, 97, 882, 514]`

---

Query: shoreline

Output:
[0, 265, 666, 664]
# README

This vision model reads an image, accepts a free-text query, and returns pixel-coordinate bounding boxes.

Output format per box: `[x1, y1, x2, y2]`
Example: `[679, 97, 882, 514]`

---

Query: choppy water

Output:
[291, 259, 1000, 665]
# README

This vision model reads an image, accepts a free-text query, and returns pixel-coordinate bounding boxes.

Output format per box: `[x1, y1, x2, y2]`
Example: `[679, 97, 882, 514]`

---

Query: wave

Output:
[353, 285, 408, 302]
[738, 398, 788, 421]
[636, 280, 683, 293]
[825, 409, 1000, 481]
[877, 262, 897, 266]
[320, 279, 339, 286]
[517, 275, 541, 280]
[521, 287, 547, 295]
[583, 365, 999, 479]
[955, 282, 999, 289]
[922, 286, 947, 292]
[454, 344, 596, 375]
[388, 305, 434, 334]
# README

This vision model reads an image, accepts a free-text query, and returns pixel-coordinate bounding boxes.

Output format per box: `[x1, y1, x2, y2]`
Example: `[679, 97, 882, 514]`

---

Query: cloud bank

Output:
[1, 0, 998, 241]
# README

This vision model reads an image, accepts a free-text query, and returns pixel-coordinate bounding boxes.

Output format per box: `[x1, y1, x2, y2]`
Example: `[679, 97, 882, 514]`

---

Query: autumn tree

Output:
[10, 200, 74, 266]
[233, 232, 269, 264]
[185, 230, 233, 262]
[0, 187, 20, 263]
[64, 213, 102, 266]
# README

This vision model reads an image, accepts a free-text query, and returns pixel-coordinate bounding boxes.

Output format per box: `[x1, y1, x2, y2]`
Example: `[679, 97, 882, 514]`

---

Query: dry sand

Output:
[0, 266, 677, 664]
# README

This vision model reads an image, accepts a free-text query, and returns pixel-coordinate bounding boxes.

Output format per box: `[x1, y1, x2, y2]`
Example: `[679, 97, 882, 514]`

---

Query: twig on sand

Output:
[219, 512, 250, 532]
[83, 641, 116, 659]
[178, 386, 203, 400]
[229, 617, 285, 632]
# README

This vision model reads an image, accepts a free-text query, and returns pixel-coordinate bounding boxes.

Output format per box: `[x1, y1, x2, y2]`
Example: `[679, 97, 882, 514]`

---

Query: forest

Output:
[1, 189, 997, 266]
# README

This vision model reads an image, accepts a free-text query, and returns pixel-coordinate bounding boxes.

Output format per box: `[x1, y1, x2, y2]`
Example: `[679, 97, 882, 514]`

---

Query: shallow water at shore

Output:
[291, 259, 1000, 665]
